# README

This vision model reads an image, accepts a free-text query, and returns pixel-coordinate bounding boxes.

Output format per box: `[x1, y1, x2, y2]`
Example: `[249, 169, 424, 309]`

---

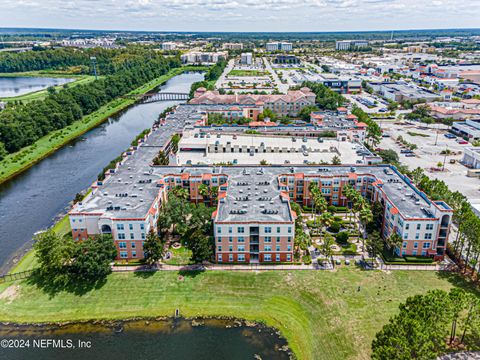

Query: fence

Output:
[0, 270, 33, 284]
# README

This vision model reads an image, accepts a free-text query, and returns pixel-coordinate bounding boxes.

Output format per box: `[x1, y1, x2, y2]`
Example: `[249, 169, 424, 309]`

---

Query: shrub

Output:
[404, 256, 434, 264]
[336, 231, 349, 244]
[302, 254, 312, 265]
[327, 205, 337, 213]
[335, 206, 348, 213]
[328, 222, 341, 233]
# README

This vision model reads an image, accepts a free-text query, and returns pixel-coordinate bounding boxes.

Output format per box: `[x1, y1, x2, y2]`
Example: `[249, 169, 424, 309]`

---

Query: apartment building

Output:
[180, 51, 228, 64]
[161, 42, 177, 50]
[190, 87, 316, 116]
[240, 52, 253, 65]
[69, 105, 453, 263]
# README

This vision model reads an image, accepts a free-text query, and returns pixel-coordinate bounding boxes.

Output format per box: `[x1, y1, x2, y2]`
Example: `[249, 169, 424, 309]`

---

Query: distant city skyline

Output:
[2, 0, 480, 33]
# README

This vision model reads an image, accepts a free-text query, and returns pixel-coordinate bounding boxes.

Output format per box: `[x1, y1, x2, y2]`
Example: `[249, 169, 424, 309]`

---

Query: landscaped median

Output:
[0, 66, 207, 185]
[0, 268, 471, 360]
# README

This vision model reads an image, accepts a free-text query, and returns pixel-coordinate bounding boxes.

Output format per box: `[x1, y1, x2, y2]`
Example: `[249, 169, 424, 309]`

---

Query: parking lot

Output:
[379, 122, 480, 201]
[344, 93, 389, 114]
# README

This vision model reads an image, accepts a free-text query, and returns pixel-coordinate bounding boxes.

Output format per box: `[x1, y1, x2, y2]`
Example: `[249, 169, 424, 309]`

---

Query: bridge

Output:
[126, 92, 190, 104]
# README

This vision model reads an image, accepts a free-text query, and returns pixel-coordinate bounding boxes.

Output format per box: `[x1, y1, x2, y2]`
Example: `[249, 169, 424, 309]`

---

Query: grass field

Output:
[0, 66, 204, 185]
[0, 75, 97, 103]
[228, 69, 270, 77]
[0, 268, 475, 360]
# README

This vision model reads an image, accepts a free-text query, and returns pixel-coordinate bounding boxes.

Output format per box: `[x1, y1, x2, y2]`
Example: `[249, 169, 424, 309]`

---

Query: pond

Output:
[0, 318, 291, 360]
[0, 77, 75, 97]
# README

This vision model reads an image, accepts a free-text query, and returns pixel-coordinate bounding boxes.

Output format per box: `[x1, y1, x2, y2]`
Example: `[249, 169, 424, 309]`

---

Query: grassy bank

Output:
[0, 268, 474, 359]
[0, 66, 205, 185]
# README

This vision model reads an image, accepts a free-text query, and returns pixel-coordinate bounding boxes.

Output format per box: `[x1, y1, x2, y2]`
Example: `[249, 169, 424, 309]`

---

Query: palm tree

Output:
[387, 232, 403, 256]
[198, 184, 209, 205]
[359, 207, 373, 256]
[173, 186, 189, 201]
[322, 235, 335, 267]
[308, 182, 318, 224]
[318, 212, 334, 243]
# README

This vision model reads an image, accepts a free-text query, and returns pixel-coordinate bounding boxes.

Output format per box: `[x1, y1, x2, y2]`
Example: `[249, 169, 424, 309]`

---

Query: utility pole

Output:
[442, 145, 448, 171]
[90, 56, 98, 80]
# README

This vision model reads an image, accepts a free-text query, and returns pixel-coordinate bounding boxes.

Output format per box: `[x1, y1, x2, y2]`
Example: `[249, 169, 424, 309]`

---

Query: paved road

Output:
[263, 57, 289, 94]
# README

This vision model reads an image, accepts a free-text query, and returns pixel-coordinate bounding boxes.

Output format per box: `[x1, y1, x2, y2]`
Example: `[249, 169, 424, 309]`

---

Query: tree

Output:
[366, 230, 383, 265]
[188, 229, 213, 263]
[260, 159, 268, 165]
[298, 105, 319, 121]
[33, 229, 75, 285]
[0, 141, 7, 161]
[152, 150, 168, 165]
[387, 232, 403, 256]
[70, 234, 117, 280]
[378, 149, 399, 165]
[372, 289, 480, 360]
[143, 229, 165, 266]
[359, 207, 373, 254]
[321, 235, 335, 265]
[331, 155, 341, 165]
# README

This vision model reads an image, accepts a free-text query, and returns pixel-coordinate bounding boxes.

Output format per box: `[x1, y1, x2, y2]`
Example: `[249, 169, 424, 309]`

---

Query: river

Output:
[0, 72, 204, 273]
[0, 318, 290, 359]
[0, 77, 75, 98]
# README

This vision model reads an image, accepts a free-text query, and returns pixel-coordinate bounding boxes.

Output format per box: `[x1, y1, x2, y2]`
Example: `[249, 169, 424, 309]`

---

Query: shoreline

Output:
[0, 66, 206, 186]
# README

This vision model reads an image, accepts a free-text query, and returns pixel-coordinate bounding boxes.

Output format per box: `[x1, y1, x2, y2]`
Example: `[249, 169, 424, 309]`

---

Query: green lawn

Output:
[0, 66, 203, 185]
[0, 269, 474, 360]
[164, 246, 193, 265]
[228, 69, 270, 77]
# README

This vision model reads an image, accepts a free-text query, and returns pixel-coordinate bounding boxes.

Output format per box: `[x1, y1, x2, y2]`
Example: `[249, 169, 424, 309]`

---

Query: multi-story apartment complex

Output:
[335, 40, 369, 51]
[190, 87, 316, 116]
[161, 42, 177, 50]
[69, 104, 453, 263]
[266, 42, 293, 52]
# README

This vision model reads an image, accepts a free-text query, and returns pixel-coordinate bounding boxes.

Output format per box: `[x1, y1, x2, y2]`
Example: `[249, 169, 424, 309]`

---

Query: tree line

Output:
[0, 53, 181, 156]
[189, 59, 227, 98]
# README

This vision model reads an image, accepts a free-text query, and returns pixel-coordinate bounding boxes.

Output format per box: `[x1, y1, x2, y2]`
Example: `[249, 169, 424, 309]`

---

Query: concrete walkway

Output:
[113, 263, 317, 272]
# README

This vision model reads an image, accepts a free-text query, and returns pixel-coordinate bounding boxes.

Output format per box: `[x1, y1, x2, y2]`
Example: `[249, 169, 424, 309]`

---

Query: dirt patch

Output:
[0, 285, 20, 304]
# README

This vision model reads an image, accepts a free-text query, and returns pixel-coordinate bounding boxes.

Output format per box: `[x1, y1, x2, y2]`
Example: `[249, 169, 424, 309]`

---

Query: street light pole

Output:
[442, 145, 448, 171]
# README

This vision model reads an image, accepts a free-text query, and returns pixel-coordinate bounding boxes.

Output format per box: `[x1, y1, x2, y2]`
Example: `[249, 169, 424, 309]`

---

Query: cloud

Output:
[1, 0, 480, 31]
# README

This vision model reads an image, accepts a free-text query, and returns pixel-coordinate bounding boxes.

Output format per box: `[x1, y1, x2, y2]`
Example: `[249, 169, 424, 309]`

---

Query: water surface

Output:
[0, 77, 74, 97]
[0, 318, 290, 360]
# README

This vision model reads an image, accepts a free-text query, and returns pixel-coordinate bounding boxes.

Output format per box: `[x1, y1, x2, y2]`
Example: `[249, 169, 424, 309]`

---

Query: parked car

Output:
[457, 139, 469, 145]
[405, 153, 416, 157]
[400, 149, 413, 154]
[444, 133, 456, 139]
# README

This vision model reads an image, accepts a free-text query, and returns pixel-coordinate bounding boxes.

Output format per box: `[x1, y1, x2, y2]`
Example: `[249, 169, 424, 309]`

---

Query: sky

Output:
[2, 0, 480, 33]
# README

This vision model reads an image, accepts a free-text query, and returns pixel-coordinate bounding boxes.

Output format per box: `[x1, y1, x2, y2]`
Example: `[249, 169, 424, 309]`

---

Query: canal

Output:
[0, 319, 290, 360]
[0, 72, 204, 273]
[0, 77, 75, 98]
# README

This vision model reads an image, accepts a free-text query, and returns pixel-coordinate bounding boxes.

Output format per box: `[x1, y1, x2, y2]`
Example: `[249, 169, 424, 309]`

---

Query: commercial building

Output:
[423, 99, 480, 120]
[369, 81, 439, 102]
[335, 40, 369, 51]
[190, 87, 316, 117]
[452, 119, 480, 141]
[273, 55, 300, 64]
[222, 43, 244, 50]
[461, 147, 480, 169]
[180, 51, 228, 64]
[161, 42, 177, 50]
[266, 42, 293, 52]
[70, 104, 453, 263]
[240, 52, 253, 65]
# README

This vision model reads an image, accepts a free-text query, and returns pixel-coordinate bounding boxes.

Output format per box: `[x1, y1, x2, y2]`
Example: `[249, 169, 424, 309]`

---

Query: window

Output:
[403, 233, 408, 240]
[129, 224, 133, 230]
[415, 233, 420, 240]
[141, 233, 145, 240]
[276, 254, 280, 262]
[229, 237, 233, 243]
[238, 245, 245, 252]
[228, 227, 232, 234]
[119, 242, 127, 249]
[131, 242, 136, 249]
[414, 242, 418, 249]
[217, 238, 222, 243]
[402, 250, 406, 256]
[264, 254, 272, 262]
[217, 227, 222, 234]
[265, 227, 272, 233]
[276, 245, 281, 251]
[287, 227, 292, 234]
[402, 242, 407, 248]
[132, 251, 137, 258]
[424, 233, 432, 240]
[116, 224, 124, 230]
[238, 236, 245, 243]
[238, 254, 245, 262]
[287, 245, 291, 251]
[423, 242, 431, 249]
[229, 245, 233, 252]
[218, 254, 223, 262]
[140, 224, 145, 230]
[264, 236, 272, 243]
[416, 224, 421, 230]
[413, 250, 417, 256]
[426, 224, 434, 230]
[264, 245, 272, 251]
[130, 233, 134, 240]
[120, 251, 128, 258]
[287, 237, 291, 243]
[118, 233, 126, 240]
[228, 254, 233, 262]
[286, 254, 291, 262]
[276, 237, 281, 243]
[277, 227, 281, 233]
[421, 251, 426, 256]
[238, 227, 245, 233]
[405, 224, 410, 230]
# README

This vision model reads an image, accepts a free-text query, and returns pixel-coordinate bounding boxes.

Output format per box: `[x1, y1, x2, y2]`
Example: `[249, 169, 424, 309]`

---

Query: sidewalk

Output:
[112, 263, 318, 272]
